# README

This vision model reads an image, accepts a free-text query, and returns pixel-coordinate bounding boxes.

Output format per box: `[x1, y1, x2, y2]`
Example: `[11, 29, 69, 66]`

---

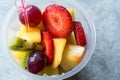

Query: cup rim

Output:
[1, 1, 96, 80]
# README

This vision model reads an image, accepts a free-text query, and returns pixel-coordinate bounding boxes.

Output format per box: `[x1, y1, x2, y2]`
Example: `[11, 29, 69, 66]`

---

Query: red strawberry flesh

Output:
[42, 31, 54, 64]
[43, 4, 72, 38]
[73, 21, 87, 46]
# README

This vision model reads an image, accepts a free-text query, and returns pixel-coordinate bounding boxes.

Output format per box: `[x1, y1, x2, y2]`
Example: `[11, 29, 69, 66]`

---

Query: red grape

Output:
[28, 51, 45, 74]
[19, 5, 42, 27]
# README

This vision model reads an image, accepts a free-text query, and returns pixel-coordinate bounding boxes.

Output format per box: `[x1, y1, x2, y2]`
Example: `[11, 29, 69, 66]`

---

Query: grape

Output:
[19, 5, 42, 27]
[28, 50, 45, 74]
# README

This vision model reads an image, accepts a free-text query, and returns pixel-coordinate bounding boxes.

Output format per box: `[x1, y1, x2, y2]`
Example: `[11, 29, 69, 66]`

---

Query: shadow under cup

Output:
[1, 0, 96, 80]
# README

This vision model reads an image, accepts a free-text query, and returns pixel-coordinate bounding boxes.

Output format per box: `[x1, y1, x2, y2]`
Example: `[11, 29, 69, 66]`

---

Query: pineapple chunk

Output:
[68, 9, 75, 21]
[17, 25, 41, 43]
[67, 32, 77, 45]
[52, 39, 66, 69]
[20, 22, 45, 31]
[60, 44, 85, 71]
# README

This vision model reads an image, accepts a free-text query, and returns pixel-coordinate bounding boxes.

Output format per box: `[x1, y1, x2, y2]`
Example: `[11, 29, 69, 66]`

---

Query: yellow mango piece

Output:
[52, 38, 66, 69]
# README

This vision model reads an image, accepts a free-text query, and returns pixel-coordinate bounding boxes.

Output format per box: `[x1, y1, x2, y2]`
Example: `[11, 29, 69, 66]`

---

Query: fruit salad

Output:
[8, 0, 87, 76]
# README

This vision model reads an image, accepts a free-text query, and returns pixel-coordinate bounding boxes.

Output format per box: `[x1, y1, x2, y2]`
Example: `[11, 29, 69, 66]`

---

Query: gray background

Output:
[0, 0, 120, 80]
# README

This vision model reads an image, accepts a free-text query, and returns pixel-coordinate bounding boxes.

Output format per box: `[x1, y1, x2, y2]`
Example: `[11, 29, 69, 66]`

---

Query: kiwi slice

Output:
[9, 37, 35, 51]
[21, 50, 33, 69]
[11, 50, 33, 69]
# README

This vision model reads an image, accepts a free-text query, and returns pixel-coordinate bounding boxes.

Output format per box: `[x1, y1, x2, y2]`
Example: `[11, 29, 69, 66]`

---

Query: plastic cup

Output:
[1, 0, 96, 80]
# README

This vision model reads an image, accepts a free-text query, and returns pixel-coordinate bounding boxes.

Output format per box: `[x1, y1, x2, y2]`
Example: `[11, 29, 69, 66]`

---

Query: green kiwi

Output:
[21, 50, 33, 69]
[8, 37, 35, 51]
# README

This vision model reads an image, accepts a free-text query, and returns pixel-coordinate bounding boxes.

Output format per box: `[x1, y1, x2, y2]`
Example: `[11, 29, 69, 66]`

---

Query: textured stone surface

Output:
[0, 0, 120, 80]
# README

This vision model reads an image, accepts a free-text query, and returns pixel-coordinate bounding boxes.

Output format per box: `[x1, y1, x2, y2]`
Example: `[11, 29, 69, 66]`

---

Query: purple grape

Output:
[28, 51, 45, 74]
[19, 5, 42, 27]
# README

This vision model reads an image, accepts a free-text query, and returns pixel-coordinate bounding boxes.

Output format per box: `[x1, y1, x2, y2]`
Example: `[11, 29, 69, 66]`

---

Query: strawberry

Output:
[73, 21, 87, 46]
[42, 31, 54, 64]
[43, 4, 72, 38]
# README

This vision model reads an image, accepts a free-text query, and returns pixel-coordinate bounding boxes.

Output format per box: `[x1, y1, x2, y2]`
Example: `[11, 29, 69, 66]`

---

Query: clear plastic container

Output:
[1, 0, 96, 80]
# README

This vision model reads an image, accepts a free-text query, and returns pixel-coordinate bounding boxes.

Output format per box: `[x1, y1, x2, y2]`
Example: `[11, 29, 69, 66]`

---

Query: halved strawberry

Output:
[73, 21, 87, 46]
[43, 4, 72, 38]
[42, 31, 54, 64]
